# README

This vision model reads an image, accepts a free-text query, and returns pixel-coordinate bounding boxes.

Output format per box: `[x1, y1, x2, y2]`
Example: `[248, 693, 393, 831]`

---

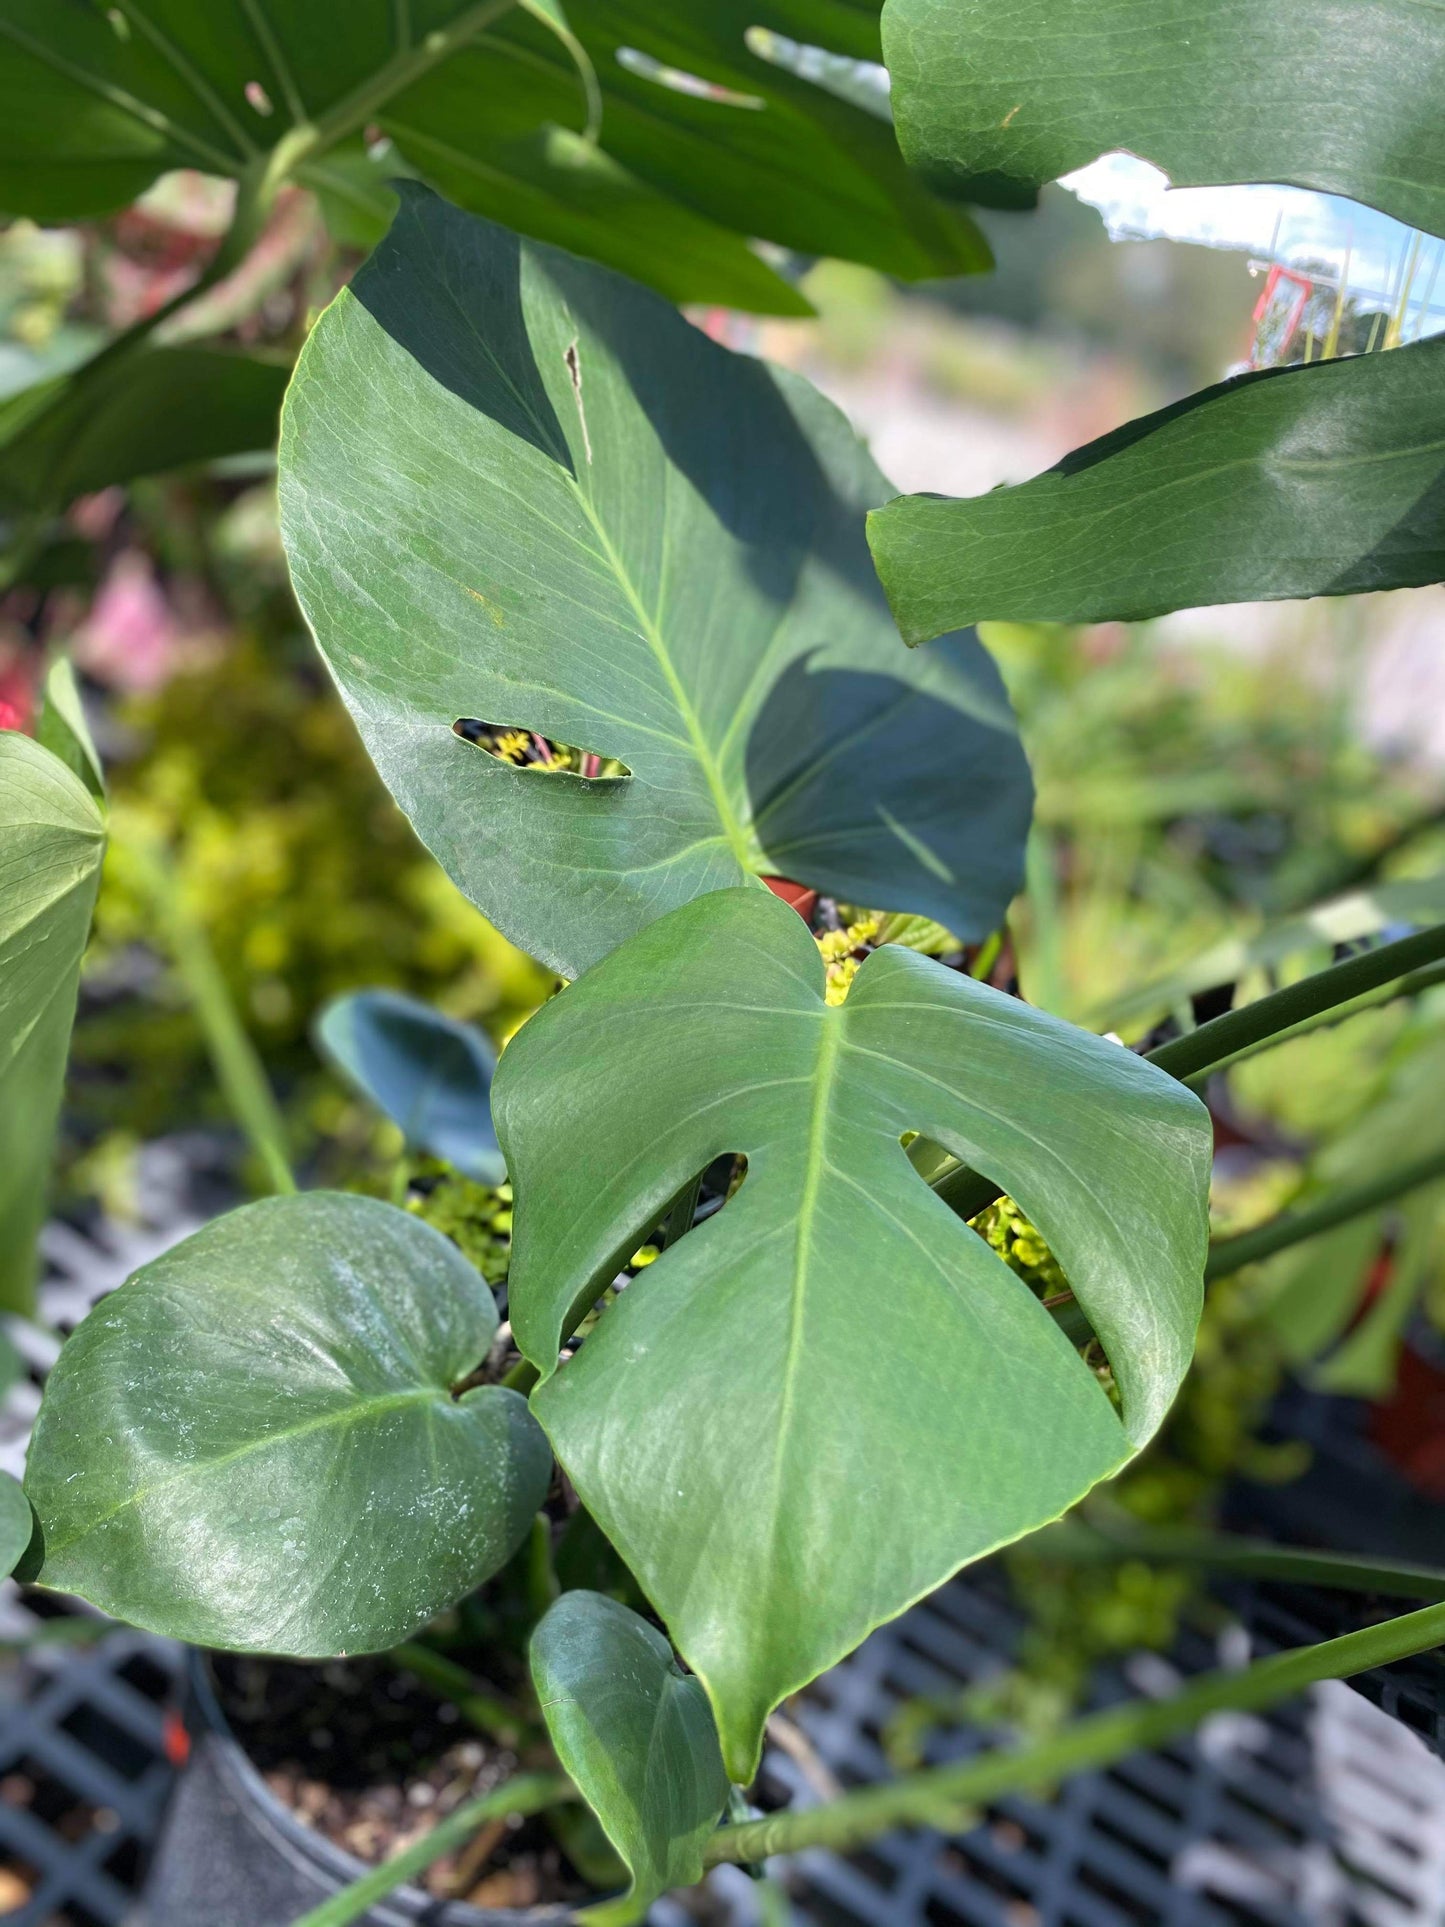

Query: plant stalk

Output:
[702, 1601, 1445, 1867]
[1204, 1143, 1445, 1280]
[131, 841, 297, 1196]
[1146, 921, 1445, 1083]
[1036, 1517, 1445, 1599]
[287, 1772, 572, 1927]
[391, 1641, 530, 1748]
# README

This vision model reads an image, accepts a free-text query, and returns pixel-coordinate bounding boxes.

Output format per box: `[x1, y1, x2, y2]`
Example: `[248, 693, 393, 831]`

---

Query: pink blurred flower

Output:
[72, 551, 183, 691]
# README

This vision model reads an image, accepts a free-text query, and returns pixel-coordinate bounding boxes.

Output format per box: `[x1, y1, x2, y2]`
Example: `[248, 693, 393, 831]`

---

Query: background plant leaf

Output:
[24, 1192, 552, 1652]
[0, 0, 987, 307]
[315, 988, 505, 1182]
[0, 346, 290, 514]
[531, 1591, 730, 1924]
[881, 0, 1445, 237]
[496, 887, 1211, 1778]
[0, 1472, 33, 1580]
[1097, 874, 1445, 1030]
[869, 340, 1445, 643]
[281, 190, 1031, 980]
[0, 731, 106, 1315]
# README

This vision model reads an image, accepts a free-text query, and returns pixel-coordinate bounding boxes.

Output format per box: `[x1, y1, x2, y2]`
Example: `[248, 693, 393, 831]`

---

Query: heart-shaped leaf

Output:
[496, 888, 1211, 1778]
[24, 1192, 552, 1653]
[280, 190, 1031, 980]
[882, 0, 1445, 238]
[869, 339, 1445, 642]
[0, 1472, 33, 1579]
[0, 729, 106, 1314]
[0, 1, 986, 306]
[316, 989, 505, 1183]
[531, 1591, 730, 1924]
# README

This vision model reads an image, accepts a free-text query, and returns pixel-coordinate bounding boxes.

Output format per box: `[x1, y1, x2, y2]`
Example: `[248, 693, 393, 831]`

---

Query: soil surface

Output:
[211, 1652, 589, 1910]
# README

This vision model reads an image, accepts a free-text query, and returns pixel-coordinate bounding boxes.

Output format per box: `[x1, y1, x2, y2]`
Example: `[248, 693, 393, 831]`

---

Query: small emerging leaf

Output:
[24, 1193, 551, 1653]
[0, 1472, 32, 1579]
[531, 1591, 730, 1923]
[36, 659, 104, 803]
[498, 888, 1212, 1778]
[315, 989, 504, 1183]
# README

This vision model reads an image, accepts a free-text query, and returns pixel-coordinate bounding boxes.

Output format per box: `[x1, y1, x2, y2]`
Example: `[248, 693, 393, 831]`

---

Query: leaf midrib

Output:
[39, 1382, 444, 1561]
[568, 484, 755, 871]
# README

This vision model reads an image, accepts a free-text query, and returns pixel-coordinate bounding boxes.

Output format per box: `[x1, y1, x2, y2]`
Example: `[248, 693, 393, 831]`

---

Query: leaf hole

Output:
[452, 719, 630, 780]
[614, 46, 765, 109]
[562, 339, 592, 464]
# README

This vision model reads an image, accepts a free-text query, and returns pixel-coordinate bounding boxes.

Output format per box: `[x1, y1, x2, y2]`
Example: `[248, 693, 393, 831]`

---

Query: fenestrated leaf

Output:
[315, 988, 505, 1183]
[0, 1473, 33, 1579]
[280, 191, 1031, 980]
[531, 1591, 730, 1924]
[881, 0, 1445, 238]
[0, 0, 987, 307]
[0, 731, 106, 1315]
[0, 345, 290, 514]
[868, 340, 1445, 643]
[496, 888, 1212, 1779]
[23, 1192, 552, 1652]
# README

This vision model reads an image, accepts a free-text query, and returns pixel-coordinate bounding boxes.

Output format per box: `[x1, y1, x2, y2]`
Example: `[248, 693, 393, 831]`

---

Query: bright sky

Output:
[1062, 154, 1445, 338]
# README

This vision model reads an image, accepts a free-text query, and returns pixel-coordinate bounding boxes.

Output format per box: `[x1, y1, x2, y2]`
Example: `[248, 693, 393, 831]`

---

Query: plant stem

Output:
[1146, 921, 1445, 1083]
[131, 841, 296, 1196]
[1178, 959, 1445, 1084]
[702, 1601, 1445, 1867]
[287, 1772, 572, 1927]
[1204, 1143, 1445, 1281]
[391, 1641, 530, 1748]
[1035, 1517, 1445, 1599]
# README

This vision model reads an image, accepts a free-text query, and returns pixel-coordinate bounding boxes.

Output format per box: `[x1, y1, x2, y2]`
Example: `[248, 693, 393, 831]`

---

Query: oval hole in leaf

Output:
[452, 719, 631, 780]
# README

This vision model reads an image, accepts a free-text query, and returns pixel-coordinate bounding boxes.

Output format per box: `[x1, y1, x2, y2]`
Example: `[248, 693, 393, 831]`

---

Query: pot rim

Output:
[185, 1648, 578, 1925]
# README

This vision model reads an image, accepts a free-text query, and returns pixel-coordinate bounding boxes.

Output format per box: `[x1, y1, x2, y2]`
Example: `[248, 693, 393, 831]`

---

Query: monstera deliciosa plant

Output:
[7, 0, 1445, 1920]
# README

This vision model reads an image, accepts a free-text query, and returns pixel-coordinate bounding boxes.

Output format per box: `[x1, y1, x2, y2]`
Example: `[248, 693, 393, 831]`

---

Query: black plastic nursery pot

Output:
[135, 1654, 578, 1927]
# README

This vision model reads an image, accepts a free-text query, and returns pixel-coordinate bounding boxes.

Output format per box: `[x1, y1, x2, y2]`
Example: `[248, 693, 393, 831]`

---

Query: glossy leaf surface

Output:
[0, 1472, 32, 1579]
[532, 1591, 730, 1923]
[0, 732, 106, 1314]
[281, 192, 1030, 979]
[870, 340, 1445, 642]
[0, 347, 290, 513]
[25, 1192, 551, 1652]
[497, 888, 1212, 1777]
[882, 0, 1445, 237]
[316, 989, 504, 1182]
[0, 1, 986, 306]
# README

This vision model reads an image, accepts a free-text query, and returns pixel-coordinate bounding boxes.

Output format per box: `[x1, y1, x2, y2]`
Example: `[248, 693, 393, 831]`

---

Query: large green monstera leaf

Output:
[0, 1, 986, 307]
[496, 888, 1212, 1779]
[882, 0, 1445, 238]
[869, 339, 1445, 639]
[24, 1192, 552, 1652]
[281, 190, 1031, 980]
[0, 723, 106, 1314]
